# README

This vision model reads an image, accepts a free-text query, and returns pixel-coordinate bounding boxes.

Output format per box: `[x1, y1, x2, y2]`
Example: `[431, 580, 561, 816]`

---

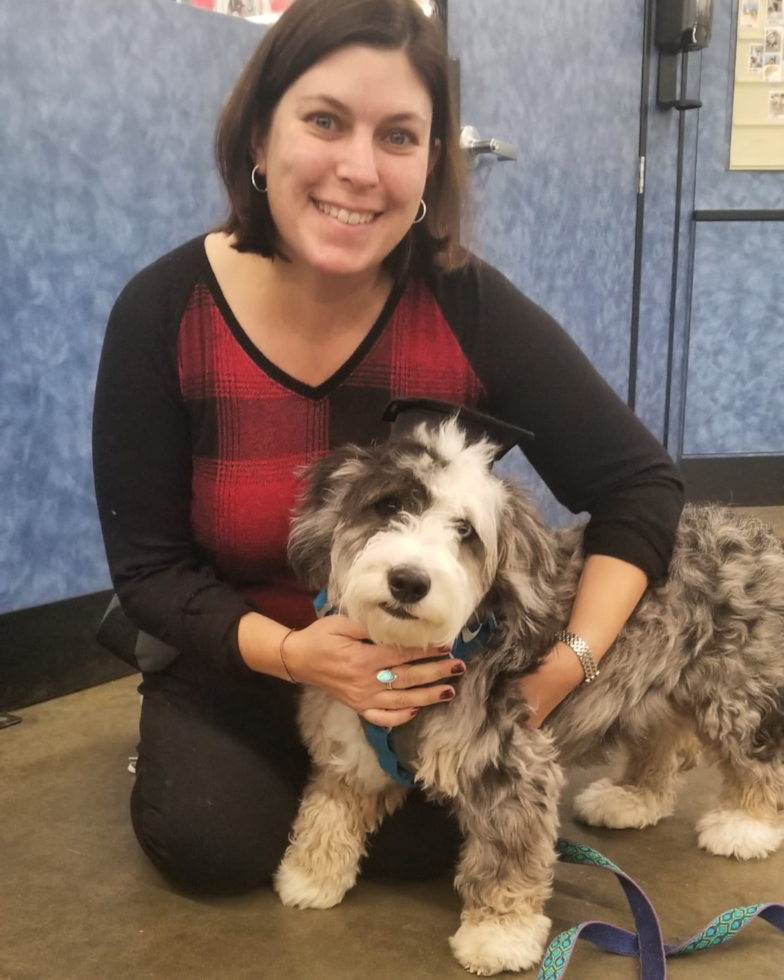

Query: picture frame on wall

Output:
[219, 0, 296, 22]
[731, 0, 784, 168]
[176, 0, 446, 27]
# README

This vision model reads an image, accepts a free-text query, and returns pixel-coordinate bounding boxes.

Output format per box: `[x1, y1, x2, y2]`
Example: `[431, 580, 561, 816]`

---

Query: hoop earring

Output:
[251, 166, 267, 194]
[412, 199, 427, 224]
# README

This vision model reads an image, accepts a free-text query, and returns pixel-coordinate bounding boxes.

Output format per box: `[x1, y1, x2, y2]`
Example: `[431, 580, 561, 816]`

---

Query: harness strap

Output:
[361, 719, 416, 786]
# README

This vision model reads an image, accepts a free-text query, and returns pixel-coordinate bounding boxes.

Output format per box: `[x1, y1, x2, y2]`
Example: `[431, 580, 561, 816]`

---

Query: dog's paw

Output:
[696, 809, 784, 860]
[273, 860, 353, 909]
[449, 913, 550, 976]
[573, 777, 674, 829]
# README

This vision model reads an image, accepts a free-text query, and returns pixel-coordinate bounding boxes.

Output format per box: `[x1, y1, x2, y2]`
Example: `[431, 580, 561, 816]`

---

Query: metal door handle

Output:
[460, 126, 518, 169]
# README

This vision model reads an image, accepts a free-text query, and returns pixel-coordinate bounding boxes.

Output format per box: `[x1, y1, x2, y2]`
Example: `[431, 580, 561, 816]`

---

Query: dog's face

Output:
[288, 420, 544, 649]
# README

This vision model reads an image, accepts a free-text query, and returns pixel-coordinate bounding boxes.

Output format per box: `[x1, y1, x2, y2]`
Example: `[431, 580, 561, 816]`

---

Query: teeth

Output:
[316, 201, 376, 225]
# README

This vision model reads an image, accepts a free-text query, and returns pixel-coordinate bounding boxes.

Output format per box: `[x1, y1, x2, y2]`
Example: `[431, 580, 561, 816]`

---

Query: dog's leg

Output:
[419, 724, 562, 976]
[274, 767, 406, 909]
[573, 719, 698, 830]
[696, 759, 784, 860]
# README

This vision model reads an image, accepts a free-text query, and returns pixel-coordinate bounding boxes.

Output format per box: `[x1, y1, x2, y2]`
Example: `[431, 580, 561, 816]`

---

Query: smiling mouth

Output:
[380, 602, 418, 621]
[313, 198, 379, 226]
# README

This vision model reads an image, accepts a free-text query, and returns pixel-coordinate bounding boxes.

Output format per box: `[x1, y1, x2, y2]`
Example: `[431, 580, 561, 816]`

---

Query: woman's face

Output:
[254, 45, 438, 281]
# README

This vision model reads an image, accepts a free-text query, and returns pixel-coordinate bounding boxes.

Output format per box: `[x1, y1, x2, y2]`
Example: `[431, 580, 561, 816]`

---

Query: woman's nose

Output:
[335, 130, 380, 187]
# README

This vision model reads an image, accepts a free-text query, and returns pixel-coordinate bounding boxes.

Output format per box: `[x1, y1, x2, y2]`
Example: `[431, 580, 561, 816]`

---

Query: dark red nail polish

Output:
[451, 662, 466, 675]
[440, 689, 455, 700]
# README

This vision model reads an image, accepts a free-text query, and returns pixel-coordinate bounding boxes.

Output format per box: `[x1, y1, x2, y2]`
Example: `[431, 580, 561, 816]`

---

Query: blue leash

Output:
[538, 838, 784, 979]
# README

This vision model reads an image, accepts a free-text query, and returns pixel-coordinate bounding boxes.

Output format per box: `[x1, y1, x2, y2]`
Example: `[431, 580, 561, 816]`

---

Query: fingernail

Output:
[410, 708, 420, 717]
[451, 662, 466, 675]
[440, 646, 452, 653]
[440, 689, 455, 700]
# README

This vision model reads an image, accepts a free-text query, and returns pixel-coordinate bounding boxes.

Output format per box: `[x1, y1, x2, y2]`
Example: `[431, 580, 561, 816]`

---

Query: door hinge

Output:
[637, 156, 646, 195]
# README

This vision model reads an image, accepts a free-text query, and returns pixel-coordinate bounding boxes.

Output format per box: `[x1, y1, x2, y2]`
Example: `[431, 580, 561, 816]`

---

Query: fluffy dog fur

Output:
[273, 419, 784, 976]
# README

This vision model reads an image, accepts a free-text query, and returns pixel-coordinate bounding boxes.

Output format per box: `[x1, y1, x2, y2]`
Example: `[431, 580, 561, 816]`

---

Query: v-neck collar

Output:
[200, 237, 408, 401]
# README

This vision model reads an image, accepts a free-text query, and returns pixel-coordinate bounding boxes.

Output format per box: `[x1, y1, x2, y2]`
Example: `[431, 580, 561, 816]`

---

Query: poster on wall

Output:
[176, 0, 437, 23]
[176, 0, 296, 22]
[731, 0, 784, 169]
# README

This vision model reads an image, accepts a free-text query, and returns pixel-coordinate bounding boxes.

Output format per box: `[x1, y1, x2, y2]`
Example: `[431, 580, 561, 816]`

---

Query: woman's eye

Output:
[387, 130, 415, 147]
[455, 520, 476, 541]
[311, 113, 336, 131]
[374, 495, 402, 516]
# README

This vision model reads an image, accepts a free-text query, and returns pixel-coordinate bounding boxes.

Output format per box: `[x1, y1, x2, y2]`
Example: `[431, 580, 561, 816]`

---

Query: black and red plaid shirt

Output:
[93, 236, 683, 675]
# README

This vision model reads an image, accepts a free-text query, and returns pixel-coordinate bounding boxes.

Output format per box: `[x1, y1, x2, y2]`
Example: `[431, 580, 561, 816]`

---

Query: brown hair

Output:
[213, 0, 469, 281]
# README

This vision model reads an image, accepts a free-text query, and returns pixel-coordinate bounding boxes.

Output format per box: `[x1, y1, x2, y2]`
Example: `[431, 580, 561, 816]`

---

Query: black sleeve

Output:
[431, 256, 685, 585]
[92, 241, 256, 675]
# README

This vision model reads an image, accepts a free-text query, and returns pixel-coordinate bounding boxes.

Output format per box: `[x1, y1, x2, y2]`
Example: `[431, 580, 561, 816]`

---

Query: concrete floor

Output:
[3, 506, 783, 980]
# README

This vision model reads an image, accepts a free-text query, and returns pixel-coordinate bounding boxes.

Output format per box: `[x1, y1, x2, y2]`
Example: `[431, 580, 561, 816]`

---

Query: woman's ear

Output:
[427, 137, 442, 176]
[250, 127, 267, 172]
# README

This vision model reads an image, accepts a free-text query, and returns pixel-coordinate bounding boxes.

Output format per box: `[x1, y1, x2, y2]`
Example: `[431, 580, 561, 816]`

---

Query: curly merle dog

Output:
[273, 416, 784, 976]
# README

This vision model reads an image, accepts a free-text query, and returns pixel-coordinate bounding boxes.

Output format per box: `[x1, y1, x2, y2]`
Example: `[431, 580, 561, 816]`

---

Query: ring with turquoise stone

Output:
[376, 669, 397, 688]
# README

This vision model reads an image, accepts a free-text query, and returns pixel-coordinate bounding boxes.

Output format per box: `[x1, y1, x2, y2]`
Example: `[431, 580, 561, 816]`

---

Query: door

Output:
[449, 0, 646, 520]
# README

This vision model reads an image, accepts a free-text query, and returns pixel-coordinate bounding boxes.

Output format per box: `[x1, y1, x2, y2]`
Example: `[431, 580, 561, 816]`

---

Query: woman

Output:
[92, 0, 684, 897]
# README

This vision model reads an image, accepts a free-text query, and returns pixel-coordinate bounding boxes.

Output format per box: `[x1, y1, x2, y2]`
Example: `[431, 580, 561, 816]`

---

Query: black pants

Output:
[131, 655, 462, 897]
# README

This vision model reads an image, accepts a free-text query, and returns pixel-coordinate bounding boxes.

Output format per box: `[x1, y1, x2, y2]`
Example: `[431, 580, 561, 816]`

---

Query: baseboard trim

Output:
[681, 455, 784, 506]
[0, 590, 137, 713]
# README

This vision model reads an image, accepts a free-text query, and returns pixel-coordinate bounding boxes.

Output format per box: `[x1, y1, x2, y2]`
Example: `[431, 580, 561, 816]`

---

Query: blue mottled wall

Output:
[1, 0, 781, 615]
[0, 0, 261, 613]
[685, 221, 784, 454]
[681, 1, 784, 457]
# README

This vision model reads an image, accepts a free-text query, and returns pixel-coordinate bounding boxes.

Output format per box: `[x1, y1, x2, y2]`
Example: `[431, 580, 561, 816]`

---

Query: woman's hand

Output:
[282, 615, 465, 727]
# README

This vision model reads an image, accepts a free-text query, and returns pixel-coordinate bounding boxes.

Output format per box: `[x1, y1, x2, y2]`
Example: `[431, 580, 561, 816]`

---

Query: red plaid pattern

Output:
[177, 278, 486, 629]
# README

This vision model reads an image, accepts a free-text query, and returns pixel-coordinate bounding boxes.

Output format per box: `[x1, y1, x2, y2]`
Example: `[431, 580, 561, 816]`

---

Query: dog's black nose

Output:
[388, 566, 431, 604]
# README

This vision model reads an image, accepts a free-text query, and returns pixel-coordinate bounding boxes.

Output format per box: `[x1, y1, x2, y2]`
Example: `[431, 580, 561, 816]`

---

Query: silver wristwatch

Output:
[553, 630, 600, 684]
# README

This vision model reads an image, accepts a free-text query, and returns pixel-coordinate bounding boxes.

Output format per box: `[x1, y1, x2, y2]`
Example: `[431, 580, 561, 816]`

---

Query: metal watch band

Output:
[553, 630, 600, 684]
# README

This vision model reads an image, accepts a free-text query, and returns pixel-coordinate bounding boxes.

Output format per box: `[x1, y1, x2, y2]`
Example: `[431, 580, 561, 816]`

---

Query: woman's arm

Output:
[429, 257, 684, 723]
[92, 245, 258, 676]
[520, 554, 649, 728]
[432, 257, 685, 587]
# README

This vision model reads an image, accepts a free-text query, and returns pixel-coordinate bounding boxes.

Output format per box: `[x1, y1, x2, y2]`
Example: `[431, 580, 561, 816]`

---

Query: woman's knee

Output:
[130, 777, 291, 897]
[363, 788, 462, 881]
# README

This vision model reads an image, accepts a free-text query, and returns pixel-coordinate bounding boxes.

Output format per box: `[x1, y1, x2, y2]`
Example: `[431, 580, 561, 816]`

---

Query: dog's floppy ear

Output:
[497, 481, 556, 574]
[492, 479, 560, 639]
[287, 444, 371, 590]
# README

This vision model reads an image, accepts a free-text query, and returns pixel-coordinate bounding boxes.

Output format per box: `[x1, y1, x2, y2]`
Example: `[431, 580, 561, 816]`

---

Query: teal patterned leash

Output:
[536, 838, 784, 980]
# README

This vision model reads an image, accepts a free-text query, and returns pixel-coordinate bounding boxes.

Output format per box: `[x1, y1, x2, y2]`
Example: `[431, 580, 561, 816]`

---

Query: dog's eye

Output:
[374, 494, 402, 516]
[455, 520, 477, 541]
